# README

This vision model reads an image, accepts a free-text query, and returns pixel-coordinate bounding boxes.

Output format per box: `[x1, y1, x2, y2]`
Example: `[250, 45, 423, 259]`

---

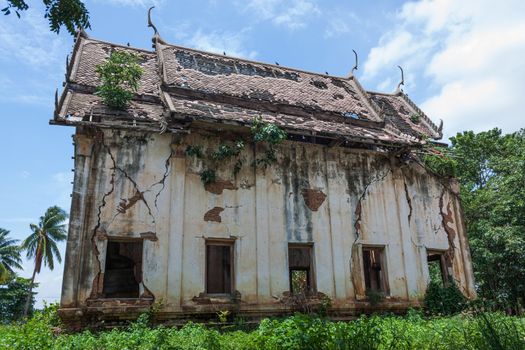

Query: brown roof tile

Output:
[159, 43, 380, 121]
[53, 33, 443, 146]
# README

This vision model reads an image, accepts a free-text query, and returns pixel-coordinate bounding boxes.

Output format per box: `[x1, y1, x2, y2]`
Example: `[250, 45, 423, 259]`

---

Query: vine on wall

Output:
[186, 116, 287, 185]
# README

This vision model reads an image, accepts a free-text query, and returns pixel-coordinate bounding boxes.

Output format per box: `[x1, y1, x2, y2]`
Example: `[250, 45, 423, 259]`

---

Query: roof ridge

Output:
[368, 90, 443, 140]
[80, 35, 156, 54]
[397, 92, 442, 139]
[155, 41, 350, 81]
[349, 77, 383, 121]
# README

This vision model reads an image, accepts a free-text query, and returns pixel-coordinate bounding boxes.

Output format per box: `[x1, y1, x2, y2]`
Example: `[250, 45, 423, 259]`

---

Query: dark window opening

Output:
[288, 245, 314, 294]
[103, 240, 142, 298]
[206, 242, 233, 294]
[363, 247, 388, 293]
[427, 251, 448, 286]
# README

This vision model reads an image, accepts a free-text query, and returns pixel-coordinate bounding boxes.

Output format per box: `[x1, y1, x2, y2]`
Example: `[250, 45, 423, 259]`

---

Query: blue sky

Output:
[1, 0, 524, 307]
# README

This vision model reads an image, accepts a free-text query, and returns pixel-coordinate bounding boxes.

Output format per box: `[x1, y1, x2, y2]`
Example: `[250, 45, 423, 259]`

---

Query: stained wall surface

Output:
[59, 128, 475, 320]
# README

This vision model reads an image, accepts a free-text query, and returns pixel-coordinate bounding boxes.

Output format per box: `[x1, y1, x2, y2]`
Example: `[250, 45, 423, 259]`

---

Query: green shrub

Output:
[0, 306, 56, 350]
[95, 51, 143, 110]
[0, 276, 36, 322]
[424, 281, 467, 316]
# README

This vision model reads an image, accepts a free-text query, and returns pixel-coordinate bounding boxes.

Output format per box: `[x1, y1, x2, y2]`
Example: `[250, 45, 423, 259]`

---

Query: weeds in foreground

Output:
[0, 306, 524, 350]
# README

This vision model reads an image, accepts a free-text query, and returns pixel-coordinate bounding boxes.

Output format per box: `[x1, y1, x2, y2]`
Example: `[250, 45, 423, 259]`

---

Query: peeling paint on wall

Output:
[204, 180, 237, 195]
[59, 129, 476, 326]
[301, 189, 327, 211]
[204, 207, 225, 222]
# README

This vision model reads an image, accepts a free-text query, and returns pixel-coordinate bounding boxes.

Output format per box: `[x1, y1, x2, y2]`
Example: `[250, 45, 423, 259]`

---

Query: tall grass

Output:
[0, 308, 523, 350]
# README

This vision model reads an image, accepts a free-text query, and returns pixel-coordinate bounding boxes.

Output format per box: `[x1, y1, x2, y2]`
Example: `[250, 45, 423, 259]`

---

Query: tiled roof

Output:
[53, 31, 443, 147]
[159, 43, 380, 121]
[369, 92, 442, 140]
[70, 40, 161, 96]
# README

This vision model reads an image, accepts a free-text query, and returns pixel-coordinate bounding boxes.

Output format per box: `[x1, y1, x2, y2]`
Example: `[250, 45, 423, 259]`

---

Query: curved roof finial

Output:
[350, 49, 358, 77]
[396, 65, 405, 93]
[148, 6, 159, 36]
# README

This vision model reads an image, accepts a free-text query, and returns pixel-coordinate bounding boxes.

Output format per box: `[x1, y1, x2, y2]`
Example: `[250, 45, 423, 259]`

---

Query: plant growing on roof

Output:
[95, 50, 143, 110]
[251, 115, 287, 145]
[212, 140, 245, 161]
[251, 115, 287, 167]
[410, 113, 421, 124]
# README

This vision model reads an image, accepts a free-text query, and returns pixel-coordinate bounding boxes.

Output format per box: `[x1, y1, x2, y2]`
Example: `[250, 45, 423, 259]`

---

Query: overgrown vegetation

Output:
[95, 51, 143, 110]
[1, 305, 524, 350]
[0, 206, 67, 322]
[410, 113, 421, 124]
[186, 116, 287, 185]
[251, 115, 287, 166]
[0, 276, 36, 323]
[423, 128, 525, 313]
[424, 281, 467, 316]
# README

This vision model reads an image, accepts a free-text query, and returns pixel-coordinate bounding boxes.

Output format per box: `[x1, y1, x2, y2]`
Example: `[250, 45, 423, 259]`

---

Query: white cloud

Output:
[244, 0, 320, 30]
[0, 10, 66, 105]
[324, 17, 351, 38]
[179, 29, 258, 59]
[273, 0, 320, 30]
[164, 20, 257, 59]
[363, 0, 525, 138]
[0, 10, 66, 67]
[363, 30, 433, 84]
[244, 0, 279, 19]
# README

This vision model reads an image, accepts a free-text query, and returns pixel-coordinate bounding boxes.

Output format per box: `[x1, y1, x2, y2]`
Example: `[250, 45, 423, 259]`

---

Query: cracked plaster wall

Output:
[60, 128, 476, 316]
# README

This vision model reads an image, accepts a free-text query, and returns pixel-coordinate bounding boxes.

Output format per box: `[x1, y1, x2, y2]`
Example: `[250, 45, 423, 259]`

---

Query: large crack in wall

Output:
[89, 132, 174, 300]
[105, 143, 156, 225]
[90, 141, 116, 299]
[403, 180, 413, 225]
[439, 188, 457, 262]
[353, 168, 392, 238]
[350, 167, 392, 297]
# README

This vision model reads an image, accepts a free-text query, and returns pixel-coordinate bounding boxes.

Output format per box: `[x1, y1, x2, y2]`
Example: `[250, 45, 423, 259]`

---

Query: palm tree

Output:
[22, 206, 68, 316]
[0, 228, 23, 283]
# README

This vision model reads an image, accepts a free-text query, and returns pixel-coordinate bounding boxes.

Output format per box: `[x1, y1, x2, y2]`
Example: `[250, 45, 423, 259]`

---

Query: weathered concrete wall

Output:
[59, 127, 476, 322]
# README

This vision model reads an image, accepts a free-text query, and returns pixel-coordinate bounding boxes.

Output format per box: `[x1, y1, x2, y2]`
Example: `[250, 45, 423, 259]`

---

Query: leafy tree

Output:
[1, 0, 90, 35]
[425, 128, 525, 312]
[21, 205, 68, 316]
[0, 228, 22, 284]
[0, 276, 36, 322]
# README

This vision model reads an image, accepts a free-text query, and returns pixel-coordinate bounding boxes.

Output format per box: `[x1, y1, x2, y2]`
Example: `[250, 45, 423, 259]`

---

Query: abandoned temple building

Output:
[52, 25, 476, 326]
